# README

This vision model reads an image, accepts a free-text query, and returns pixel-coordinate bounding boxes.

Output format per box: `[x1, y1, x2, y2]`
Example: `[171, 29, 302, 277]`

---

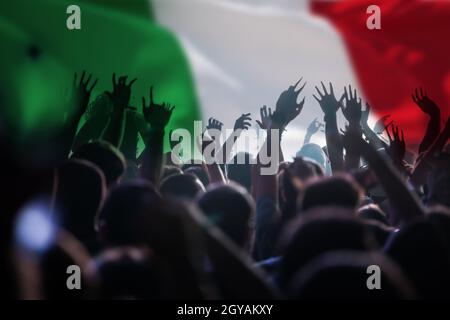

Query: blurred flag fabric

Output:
[312, 0, 450, 147]
[0, 0, 200, 149]
[152, 0, 450, 156]
[1, 0, 449, 158]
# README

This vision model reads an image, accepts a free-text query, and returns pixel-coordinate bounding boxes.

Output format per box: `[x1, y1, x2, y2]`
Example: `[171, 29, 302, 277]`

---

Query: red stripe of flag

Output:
[312, 0, 450, 148]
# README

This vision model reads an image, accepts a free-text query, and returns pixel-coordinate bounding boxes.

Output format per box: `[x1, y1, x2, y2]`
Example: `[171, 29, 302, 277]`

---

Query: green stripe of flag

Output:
[0, 0, 200, 149]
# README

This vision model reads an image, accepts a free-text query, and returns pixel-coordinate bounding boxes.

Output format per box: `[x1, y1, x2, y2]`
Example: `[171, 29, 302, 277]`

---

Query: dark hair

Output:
[288, 251, 416, 299]
[53, 159, 106, 254]
[299, 174, 363, 212]
[279, 213, 377, 288]
[71, 140, 126, 186]
[160, 173, 205, 199]
[197, 182, 254, 248]
[183, 164, 210, 187]
[97, 181, 161, 247]
[94, 247, 170, 299]
[385, 211, 450, 299]
[357, 204, 389, 226]
[162, 165, 183, 181]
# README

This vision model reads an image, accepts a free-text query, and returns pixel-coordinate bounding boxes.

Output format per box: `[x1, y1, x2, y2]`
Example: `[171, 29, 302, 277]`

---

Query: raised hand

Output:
[256, 105, 272, 130]
[306, 117, 324, 136]
[234, 113, 252, 131]
[385, 123, 406, 165]
[341, 85, 362, 127]
[412, 88, 440, 117]
[273, 78, 306, 128]
[72, 71, 98, 115]
[207, 117, 224, 131]
[142, 86, 175, 130]
[313, 82, 343, 120]
[107, 73, 137, 109]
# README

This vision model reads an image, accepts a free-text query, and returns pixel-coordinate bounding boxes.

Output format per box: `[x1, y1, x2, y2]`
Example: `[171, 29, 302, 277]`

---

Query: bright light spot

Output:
[14, 202, 56, 253]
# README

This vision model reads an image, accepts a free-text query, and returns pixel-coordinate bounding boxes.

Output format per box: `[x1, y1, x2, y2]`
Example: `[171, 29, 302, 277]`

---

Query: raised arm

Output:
[360, 103, 386, 150]
[217, 113, 252, 164]
[257, 105, 284, 162]
[348, 132, 425, 226]
[303, 118, 323, 145]
[62, 71, 97, 156]
[253, 78, 305, 260]
[341, 85, 363, 171]
[412, 88, 441, 154]
[411, 117, 450, 186]
[313, 82, 344, 173]
[384, 123, 407, 173]
[140, 86, 174, 185]
[101, 74, 136, 148]
[202, 117, 226, 184]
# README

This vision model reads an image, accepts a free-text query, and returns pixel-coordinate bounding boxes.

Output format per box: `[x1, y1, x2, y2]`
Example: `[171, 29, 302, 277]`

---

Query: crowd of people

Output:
[1, 71, 450, 299]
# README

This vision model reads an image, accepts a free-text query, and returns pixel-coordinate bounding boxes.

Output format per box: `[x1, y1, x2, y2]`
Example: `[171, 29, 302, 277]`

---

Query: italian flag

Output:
[1, 0, 449, 158]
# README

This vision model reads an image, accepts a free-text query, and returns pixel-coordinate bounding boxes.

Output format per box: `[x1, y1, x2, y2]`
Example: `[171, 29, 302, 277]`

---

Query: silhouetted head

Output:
[357, 204, 389, 226]
[53, 159, 106, 253]
[296, 143, 327, 171]
[162, 165, 183, 181]
[299, 174, 363, 212]
[71, 140, 126, 187]
[227, 152, 252, 192]
[94, 247, 171, 299]
[279, 213, 378, 288]
[97, 181, 161, 247]
[278, 157, 325, 222]
[160, 173, 205, 200]
[385, 210, 450, 299]
[290, 156, 324, 180]
[182, 164, 210, 187]
[288, 251, 416, 299]
[197, 182, 254, 248]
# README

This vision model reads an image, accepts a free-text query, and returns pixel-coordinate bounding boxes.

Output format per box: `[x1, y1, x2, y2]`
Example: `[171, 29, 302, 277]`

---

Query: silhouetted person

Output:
[227, 152, 252, 193]
[159, 173, 205, 199]
[53, 159, 106, 254]
[299, 174, 363, 213]
[71, 140, 126, 187]
[97, 181, 161, 247]
[197, 182, 254, 249]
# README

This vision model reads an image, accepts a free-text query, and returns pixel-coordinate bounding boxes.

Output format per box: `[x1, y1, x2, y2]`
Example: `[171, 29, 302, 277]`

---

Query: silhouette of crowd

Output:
[1, 71, 450, 299]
